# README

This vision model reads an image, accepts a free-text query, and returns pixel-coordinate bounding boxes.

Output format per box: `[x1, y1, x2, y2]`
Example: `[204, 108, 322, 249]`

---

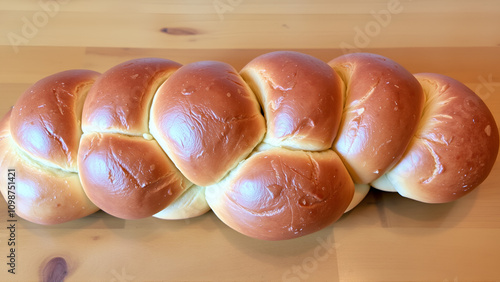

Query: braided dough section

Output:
[240, 51, 344, 151]
[0, 70, 100, 224]
[79, 58, 208, 220]
[206, 52, 355, 240]
[150, 61, 266, 186]
[371, 73, 499, 203]
[329, 53, 425, 184]
[206, 147, 354, 241]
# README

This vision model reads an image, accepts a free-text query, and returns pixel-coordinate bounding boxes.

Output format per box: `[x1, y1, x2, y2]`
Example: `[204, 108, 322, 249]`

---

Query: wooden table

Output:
[1, 1, 499, 281]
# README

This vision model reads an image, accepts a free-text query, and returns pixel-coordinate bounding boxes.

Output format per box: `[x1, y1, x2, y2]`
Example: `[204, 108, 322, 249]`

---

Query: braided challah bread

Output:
[0, 51, 497, 240]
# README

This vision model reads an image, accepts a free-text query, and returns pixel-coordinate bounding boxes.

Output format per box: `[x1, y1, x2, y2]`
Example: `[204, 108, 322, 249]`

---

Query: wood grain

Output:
[0, 0, 499, 281]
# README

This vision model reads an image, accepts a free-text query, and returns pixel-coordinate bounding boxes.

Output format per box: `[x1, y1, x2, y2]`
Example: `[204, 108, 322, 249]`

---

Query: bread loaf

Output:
[0, 51, 497, 240]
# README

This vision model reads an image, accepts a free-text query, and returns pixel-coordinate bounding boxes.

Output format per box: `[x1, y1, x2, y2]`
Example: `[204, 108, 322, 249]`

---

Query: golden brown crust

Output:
[10, 70, 100, 172]
[82, 58, 181, 135]
[78, 132, 190, 219]
[0, 110, 98, 225]
[374, 73, 499, 203]
[329, 53, 425, 184]
[205, 148, 354, 240]
[241, 51, 344, 151]
[150, 61, 265, 186]
[78, 58, 197, 219]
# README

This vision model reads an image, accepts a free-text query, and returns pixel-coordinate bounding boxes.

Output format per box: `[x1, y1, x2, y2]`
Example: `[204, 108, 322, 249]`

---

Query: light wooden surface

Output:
[1, 1, 500, 281]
